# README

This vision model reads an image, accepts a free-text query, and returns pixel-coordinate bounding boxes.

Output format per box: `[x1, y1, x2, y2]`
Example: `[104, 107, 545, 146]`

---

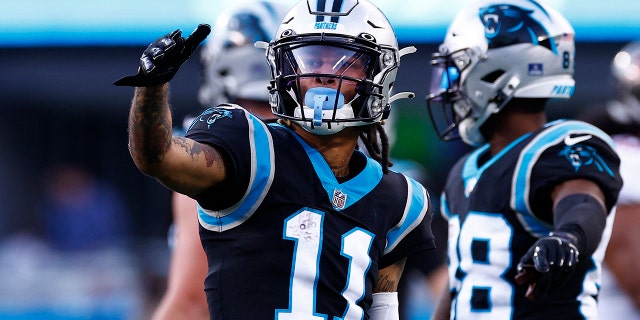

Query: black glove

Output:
[515, 231, 580, 299]
[114, 24, 211, 87]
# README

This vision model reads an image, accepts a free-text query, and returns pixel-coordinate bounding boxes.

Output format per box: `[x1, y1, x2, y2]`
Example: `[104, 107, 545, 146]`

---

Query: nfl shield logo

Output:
[332, 189, 347, 210]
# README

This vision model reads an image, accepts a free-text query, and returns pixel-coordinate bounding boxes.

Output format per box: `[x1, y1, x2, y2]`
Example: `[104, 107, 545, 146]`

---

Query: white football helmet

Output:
[265, 0, 415, 135]
[198, 1, 289, 106]
[427, 0, 576, 146]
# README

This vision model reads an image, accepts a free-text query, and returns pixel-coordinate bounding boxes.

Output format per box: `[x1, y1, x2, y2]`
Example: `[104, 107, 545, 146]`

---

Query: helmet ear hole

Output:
[481, 70, 506, 83]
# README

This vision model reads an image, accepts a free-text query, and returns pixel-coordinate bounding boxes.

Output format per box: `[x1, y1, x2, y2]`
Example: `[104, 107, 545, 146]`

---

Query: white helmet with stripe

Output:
[265, 0, 415, 135]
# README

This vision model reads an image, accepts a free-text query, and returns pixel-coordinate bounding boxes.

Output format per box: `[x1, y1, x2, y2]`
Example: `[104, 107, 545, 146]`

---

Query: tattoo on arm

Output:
[374, 258, 406, 293]
[172, 137, 219, 167]
[128, 86, 173, 165]
[374, 273, 398, 293]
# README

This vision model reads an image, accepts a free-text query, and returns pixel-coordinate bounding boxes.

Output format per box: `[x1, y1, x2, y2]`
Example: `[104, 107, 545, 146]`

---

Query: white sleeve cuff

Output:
[369, 292, 399, 320]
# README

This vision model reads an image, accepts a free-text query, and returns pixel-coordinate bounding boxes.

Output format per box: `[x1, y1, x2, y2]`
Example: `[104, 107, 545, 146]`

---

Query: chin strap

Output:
[459, 76, 520, 146]
[458, 101, 499, 146]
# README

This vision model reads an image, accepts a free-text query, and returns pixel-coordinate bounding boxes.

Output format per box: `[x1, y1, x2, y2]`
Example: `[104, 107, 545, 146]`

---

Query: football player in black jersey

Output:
[426, 0, 623, 319]
[115, 0, 435, 319]
[151, 2, 287, 320]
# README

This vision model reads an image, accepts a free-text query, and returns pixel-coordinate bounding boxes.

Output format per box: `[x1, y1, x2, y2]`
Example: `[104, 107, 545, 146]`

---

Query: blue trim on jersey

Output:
[511, 120, 615, 235]
[461, 145, 488, 197]
[440, 192, 452, 219]
[579, 255, 600, 318]
[198, 111, 275, 232]
[286, 126, 383, 211]
[462, 134, 530, 197]
[385, 176, 429, 254]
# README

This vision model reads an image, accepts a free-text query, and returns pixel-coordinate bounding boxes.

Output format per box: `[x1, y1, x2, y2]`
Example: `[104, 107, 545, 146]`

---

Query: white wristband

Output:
[369, 292, 399, 320]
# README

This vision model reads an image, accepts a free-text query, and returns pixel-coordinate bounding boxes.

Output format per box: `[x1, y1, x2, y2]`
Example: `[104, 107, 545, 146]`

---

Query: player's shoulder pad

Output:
[185, 103, 249, 133]
[538, 119, 616, 149]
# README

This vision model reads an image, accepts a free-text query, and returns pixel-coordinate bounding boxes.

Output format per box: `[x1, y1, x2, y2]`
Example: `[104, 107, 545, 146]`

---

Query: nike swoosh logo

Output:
[564, 134, 592, 146]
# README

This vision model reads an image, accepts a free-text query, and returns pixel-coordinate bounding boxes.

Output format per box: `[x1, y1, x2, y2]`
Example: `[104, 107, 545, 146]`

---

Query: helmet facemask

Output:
[427, 48, 476, 142]
[262, 0, 414, 135]
[269, 35, 391, 135]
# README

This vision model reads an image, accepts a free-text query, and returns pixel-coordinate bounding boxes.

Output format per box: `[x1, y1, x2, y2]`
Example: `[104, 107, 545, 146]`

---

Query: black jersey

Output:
[441, 120, 622, 320]
[185, 105, 435, 320]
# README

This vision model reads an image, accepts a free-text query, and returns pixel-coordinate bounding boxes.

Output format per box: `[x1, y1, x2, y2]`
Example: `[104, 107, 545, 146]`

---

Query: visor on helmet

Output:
[426, 49, 474, 141]
[275, 42, 384, 132]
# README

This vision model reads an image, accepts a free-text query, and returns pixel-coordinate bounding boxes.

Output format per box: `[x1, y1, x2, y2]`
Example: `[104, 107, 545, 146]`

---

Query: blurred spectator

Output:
[39, 163, 131, 251]
[580, 40, 640, 318]
[0, 163, 144, 319]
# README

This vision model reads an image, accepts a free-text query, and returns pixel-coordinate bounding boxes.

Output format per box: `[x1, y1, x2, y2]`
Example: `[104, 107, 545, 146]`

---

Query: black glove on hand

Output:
[114, 24, 211, 87]
[515, 231, 580, 299]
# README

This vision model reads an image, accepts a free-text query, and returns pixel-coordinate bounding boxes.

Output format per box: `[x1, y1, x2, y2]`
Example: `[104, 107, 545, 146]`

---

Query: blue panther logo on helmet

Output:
[479, 3, 557, 53]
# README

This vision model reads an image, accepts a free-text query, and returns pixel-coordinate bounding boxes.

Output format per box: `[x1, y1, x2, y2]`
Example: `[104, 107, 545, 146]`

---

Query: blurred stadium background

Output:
[0, 0, 638, 318]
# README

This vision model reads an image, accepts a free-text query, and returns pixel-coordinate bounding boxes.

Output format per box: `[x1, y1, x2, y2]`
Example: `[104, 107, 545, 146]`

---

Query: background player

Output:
[425, 0, 623, 319]
[150, 2, 287, 319]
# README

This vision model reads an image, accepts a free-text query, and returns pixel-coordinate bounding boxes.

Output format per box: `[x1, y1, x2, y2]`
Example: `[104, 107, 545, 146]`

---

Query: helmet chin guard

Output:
[457, 102, 500, 146]
[292, 87, 355, 134]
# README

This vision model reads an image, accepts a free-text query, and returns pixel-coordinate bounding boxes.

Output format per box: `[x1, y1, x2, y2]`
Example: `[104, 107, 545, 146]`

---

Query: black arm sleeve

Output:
[553, 193, 606, 257]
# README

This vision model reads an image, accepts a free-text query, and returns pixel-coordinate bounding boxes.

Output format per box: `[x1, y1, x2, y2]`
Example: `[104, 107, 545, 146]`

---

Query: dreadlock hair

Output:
[359, 122, 393, 173]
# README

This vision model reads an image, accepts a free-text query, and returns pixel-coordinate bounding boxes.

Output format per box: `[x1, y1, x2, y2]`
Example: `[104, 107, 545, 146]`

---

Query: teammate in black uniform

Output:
[151, 2, 287, 319]
[115, 0, 435, 319]
[425, 1, 623, 319]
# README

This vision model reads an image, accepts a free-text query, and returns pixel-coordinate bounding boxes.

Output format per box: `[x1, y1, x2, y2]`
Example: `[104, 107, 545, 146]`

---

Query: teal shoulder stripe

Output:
[199, 112, 275, 232]
[385, 176, 429, 254]
[440, 192, 451, 220]
[511, 120, 612, 236]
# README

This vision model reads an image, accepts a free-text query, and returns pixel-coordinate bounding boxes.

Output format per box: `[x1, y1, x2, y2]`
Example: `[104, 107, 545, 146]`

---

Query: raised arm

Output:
[128, 84, 227, 195]
[116, 25, 227, 195]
